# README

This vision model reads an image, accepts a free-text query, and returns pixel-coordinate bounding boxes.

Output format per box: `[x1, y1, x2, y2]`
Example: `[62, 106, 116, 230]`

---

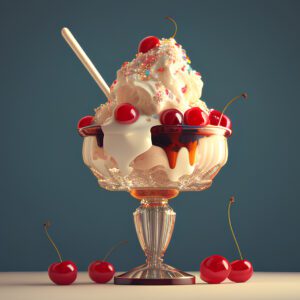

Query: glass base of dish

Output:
[113, 190, 195, 285]
[114, 264, 195, 285]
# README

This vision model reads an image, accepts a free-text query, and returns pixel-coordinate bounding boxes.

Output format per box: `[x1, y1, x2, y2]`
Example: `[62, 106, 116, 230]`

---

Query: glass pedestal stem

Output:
[114, 197, 195, 285]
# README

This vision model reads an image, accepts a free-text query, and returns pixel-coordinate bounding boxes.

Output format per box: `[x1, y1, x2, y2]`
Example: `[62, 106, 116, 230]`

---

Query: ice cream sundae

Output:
[77, 29, 242, 190]
[62, 20, 246, 284]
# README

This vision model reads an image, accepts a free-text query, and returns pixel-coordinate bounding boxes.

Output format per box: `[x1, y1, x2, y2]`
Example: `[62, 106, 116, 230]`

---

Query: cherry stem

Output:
[103, 240, 128, 262]
[43, 222, 63, 263]
[165, 16, 177, 39]
[228, 196, 244, 260]
[218, 93, 248, 126]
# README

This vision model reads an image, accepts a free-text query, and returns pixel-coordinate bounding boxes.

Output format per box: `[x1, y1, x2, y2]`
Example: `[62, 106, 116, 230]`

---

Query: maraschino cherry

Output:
[160, 108, 183, 125]
[209, 93, 248, 132]
[114, 103, 139, 124]
[138, 36, 160, 53]
[184, 107, 209, 126]
[227, 196, 253, 283]
[209, 110, 232, 129]
[44, 222, 77, 285]
[200, 255, 231, 284]
[88, 240, 127, 284]
[77, 115, 94, 129]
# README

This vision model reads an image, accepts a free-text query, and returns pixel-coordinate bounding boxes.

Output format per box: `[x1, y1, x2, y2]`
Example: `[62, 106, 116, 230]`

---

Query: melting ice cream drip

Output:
[102, 115, 160, 175]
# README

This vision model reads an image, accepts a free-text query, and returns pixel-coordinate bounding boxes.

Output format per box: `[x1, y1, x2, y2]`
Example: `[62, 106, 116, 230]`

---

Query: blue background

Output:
[0, 0, 299, 271]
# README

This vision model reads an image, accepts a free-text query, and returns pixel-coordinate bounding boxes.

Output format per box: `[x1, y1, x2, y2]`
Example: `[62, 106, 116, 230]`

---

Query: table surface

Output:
[0, 272, 299, 300]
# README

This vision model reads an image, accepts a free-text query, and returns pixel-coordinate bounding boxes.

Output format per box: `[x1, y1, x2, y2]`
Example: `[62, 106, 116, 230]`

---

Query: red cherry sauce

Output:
[151, 125, 203, 169]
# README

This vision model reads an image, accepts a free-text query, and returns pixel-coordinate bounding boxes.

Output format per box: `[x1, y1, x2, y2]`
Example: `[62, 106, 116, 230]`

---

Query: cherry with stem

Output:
[227, 196, 253, 283]
[89, 240, 128, 284]
[44, 221, 77, 285]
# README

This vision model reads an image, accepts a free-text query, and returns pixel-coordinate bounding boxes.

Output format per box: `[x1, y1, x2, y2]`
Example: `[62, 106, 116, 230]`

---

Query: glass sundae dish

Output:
[62, 24, 244, 285]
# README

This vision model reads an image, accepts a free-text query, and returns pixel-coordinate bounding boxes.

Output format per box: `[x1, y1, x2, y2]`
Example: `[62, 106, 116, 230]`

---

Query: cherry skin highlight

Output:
[88, 261, 115, 284]
[114, 103, 139, 124]
[48, 261, 77, 285]
[228, 260, 253, 283]
[77, 115, 94, 129]
[138, 36, 160, 53]
[209, 110, 232, 129]
[184, 107, 209, 126]
[160, 109, 183, 125]
[200, 255, 231, 284]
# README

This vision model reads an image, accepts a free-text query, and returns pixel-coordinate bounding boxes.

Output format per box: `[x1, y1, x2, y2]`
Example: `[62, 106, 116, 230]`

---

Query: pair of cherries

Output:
[200, 255, 253, 284]
[44, 222, 126, 285]
[200, 197, 253, 284]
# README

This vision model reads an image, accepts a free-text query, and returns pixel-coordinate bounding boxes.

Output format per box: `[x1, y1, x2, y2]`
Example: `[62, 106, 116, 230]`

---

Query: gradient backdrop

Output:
[0, 0, 299, 271]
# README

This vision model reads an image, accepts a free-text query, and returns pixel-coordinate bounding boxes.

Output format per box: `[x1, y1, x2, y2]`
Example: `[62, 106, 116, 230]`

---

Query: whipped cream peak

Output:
[95, 38, 209, 125]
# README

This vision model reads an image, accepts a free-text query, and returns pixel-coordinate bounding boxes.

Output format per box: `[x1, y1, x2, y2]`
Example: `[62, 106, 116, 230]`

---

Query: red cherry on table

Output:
[48, 261, 77, 285]
[138, 36, 160, 53]
[200, 255, 231, 284]
[184, 107, 209, 126]
[228, 260, 253, 283]
[88, 240, 127, 284]
[209, 110, 232, 129]
[114, 103, 139, 124]
[160, 109, 183, 125]
[88, 261, 115, 283]
[43, 222, 78, 285]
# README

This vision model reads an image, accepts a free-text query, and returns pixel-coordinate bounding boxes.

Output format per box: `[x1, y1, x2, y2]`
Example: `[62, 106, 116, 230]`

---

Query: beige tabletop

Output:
[0, 272, 299, 300]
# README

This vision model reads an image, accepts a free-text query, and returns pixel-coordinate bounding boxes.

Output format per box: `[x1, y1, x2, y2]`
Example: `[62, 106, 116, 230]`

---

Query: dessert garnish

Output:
[184, 107, 209, 126]
[114, 103, 140, 124]
[160, 108, 183, 125]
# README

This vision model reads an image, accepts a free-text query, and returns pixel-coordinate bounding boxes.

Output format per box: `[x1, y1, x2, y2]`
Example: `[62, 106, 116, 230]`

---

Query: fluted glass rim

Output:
[151, 124, 231, 137]
[79, 124, 231, 137]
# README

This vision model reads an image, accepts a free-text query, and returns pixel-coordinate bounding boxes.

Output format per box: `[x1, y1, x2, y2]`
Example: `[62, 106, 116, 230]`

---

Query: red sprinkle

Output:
[181, 66, 186, 72]
[110, 80, 117, 90]
[181, 85, 187, 94]
[157, 67, 165, 72]
[195, 72, 201, 76]
[165, 89, 169, 95]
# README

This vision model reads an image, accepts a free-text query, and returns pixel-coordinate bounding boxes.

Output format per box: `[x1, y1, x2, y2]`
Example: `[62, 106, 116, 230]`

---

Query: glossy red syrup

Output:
[151, 126, 204, 169]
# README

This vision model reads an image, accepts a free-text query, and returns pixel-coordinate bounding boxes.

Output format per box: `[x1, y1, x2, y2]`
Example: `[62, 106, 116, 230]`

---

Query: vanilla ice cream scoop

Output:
[95, 38, 208, 124]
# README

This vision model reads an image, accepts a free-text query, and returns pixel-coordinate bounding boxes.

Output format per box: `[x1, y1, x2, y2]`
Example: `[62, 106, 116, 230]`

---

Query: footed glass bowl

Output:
[79, 124, 229, 285]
